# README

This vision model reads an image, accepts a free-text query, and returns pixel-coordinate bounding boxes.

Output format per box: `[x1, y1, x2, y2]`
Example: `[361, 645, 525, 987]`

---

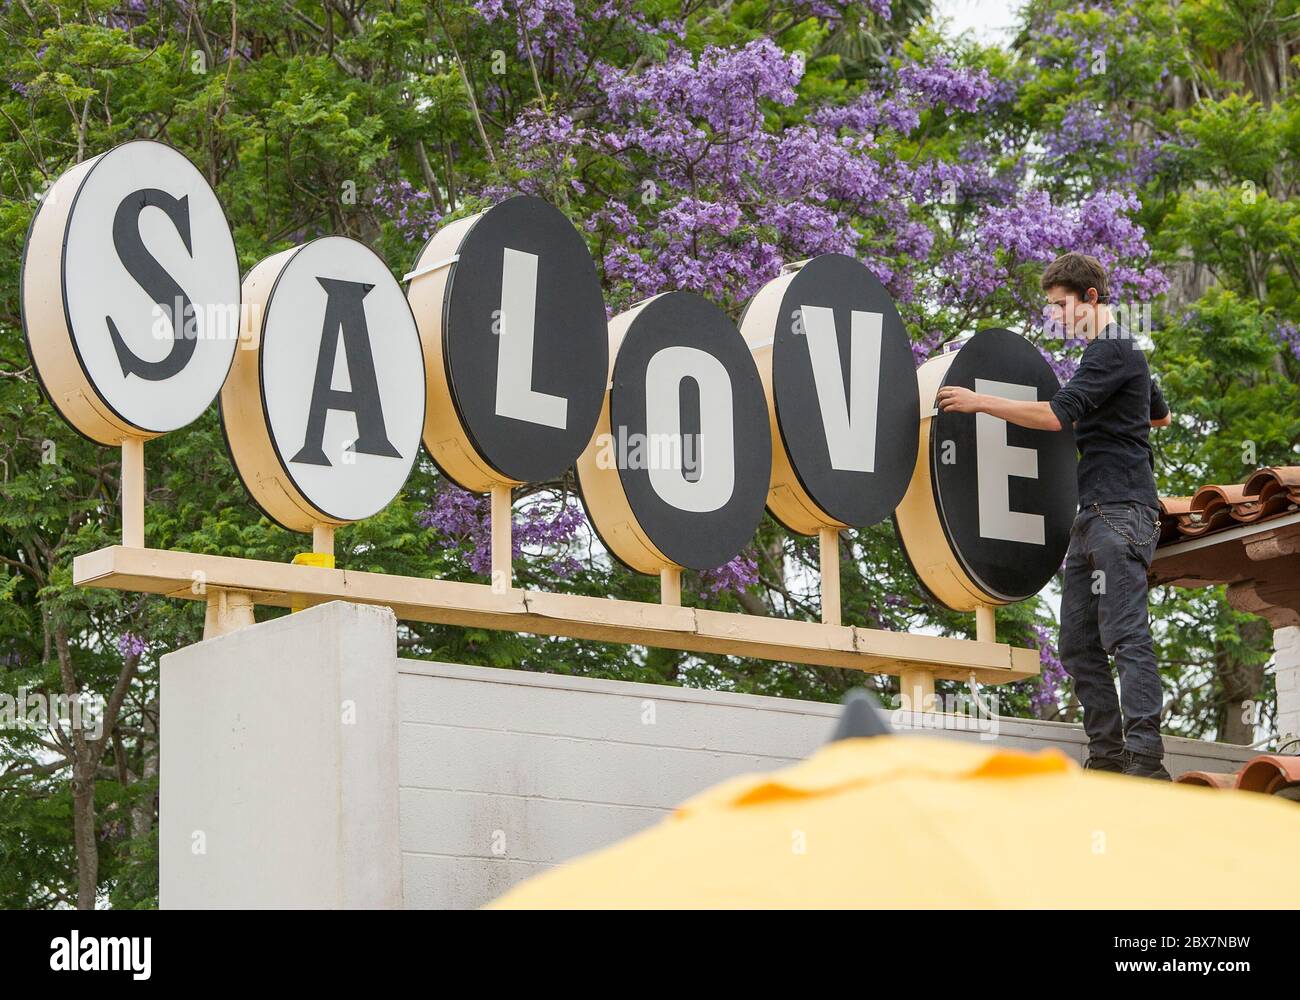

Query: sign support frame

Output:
[491, 484, 512, 593]
[819, 527, 841, 625]
[121, 438, 145, 549]
[660, 567, 681, 606]
[73, 544, 1040, 684]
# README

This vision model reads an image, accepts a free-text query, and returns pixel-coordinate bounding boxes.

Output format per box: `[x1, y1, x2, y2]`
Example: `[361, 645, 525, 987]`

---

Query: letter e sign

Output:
[895, 328, 1077, 607]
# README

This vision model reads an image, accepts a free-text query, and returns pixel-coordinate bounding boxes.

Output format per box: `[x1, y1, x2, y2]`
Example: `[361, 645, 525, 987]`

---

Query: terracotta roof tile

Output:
[1173, 752, 1300, 799]
[1237, 754, 1300, 796]
[1158, 466, 1300, 546]
[1172, 770, 1236, 789]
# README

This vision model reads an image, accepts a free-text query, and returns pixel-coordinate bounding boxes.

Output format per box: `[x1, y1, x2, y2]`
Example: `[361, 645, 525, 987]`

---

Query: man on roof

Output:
[937, 252, 1173, 780]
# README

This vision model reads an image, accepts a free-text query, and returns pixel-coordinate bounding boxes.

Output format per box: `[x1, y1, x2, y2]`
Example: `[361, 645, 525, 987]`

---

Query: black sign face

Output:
[603, 292, 771, 571]
[931, 328, 1077, 601]
[441, 195, 608, 483]
[770, 254, 919, 528]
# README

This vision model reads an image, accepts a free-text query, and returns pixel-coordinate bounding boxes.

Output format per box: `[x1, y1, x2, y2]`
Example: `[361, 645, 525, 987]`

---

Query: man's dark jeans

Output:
[1059, 500, 1164, 760]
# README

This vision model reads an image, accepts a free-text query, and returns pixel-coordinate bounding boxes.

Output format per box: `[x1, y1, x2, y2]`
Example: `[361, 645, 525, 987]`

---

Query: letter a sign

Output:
[221, 238, 426, 531]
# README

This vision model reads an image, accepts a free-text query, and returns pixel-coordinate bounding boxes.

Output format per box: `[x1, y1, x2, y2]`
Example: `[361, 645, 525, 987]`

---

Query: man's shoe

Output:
[1123, 749, 1172, 780]
[1083, 753, 1125, 773]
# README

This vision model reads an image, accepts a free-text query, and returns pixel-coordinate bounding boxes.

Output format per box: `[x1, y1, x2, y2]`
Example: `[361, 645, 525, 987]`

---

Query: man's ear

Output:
[1084, 287, 1099, 305]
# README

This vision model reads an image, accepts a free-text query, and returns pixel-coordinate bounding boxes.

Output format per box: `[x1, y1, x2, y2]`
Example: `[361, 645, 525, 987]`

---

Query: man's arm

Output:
[936, 339, 1129, 431]
[936, 388, 1062, 430]
[1150, 376, 1171, 428]
[1048, 338, 1130, 430]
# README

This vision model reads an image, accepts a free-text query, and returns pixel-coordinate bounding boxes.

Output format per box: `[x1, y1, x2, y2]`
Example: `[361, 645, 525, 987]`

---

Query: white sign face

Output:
[59, 141, 240, 433]
[800, 305, 882, 474]
[258, 237, 425, 523]
[974, 378, 1045, 545]
[644, 345, 736, 514]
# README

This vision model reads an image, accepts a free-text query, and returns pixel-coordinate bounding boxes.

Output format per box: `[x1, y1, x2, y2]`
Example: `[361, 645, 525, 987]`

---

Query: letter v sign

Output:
[799, 305, 882, 473]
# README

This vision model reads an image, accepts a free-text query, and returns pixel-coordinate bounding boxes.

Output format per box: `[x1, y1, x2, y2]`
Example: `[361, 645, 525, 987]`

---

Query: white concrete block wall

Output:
[395, 659, 1258, 909]
[396, 662, 836, 909]
[159, 601, 402, 909]
[1275, 626, 1300, 744]
[155, 600, 1262, 910]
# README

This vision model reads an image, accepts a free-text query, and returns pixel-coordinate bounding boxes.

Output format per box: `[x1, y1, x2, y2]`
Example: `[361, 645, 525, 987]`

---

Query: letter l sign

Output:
[495, 247, 568, 429]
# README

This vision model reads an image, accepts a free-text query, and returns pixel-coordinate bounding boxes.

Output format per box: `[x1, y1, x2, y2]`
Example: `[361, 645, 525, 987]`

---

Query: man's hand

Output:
[936, 386, 981, 413]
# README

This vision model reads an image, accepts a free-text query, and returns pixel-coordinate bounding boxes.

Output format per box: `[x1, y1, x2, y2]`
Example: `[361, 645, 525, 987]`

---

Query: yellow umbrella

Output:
[489, 733, 1300, 909]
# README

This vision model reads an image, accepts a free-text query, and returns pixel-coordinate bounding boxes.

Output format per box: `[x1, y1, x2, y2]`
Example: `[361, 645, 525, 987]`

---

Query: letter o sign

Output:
[221, 237, 426, 532]
[576, 292, 771, 574]
[20, 140, 240, 443]
[895, 328, 1077, 608]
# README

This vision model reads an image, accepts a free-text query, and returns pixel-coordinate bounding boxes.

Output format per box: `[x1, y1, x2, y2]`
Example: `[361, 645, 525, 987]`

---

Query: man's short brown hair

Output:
[1041, 252, 1109, 303]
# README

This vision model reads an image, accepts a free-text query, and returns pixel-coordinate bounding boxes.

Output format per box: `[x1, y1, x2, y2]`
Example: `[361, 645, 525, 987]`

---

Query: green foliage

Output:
[1, 0, 1297, 908]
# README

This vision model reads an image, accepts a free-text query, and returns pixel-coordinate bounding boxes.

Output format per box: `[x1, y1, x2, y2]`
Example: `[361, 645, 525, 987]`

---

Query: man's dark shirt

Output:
[1048, 323, 1167, 510]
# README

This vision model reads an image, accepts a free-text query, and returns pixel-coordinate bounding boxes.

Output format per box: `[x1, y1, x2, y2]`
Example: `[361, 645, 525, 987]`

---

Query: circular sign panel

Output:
[895, 328, 1077, 609]
[576, 292, 771, 574]
[221, 237, 426, 532]
[21, 140, 240, 444]
[741, 254, 919, 534]
[406, 195, 608, 492]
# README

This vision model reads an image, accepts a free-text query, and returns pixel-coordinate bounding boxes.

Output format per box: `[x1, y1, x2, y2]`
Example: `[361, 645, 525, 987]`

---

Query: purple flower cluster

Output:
[568, 41, 1027, 308]
[473, 0, 676, 74]
[418, 485, 586, 578]
[698, 550, 760, 597]
[938, 189, 1167, 316]
[375, 179, 443, 245]
[1272, 321, 1300, 362]
[1029, 623, 1068, 717]
[895, 54, 997, 113]
[117, 632, 147, 659]
[911, 329, 944, 365]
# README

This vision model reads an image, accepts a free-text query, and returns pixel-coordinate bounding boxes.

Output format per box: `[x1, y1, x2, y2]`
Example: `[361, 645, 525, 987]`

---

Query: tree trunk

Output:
[1217, 617, 1270, 745]
[54, 623, 99, 908]
[71, 754, 99, 909]
[131, 700, 159, 841]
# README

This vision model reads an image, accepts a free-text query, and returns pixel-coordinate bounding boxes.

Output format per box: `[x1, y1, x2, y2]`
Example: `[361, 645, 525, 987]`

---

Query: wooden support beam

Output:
[313, 523, 335, 558]
[203, 589, 255, 639]
[899, 665, 935, 713]
[660, 566, 681, 606]
[121, 438, 145, 548]
[819, 527, 840, 626]
[490, 484, 512, 593]
[73, 546, 1041, 684]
